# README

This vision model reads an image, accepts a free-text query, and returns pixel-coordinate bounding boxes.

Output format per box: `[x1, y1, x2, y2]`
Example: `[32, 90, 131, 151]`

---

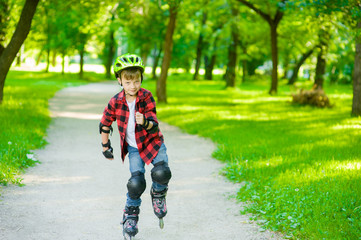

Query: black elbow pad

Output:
[99, 122, 113, 135]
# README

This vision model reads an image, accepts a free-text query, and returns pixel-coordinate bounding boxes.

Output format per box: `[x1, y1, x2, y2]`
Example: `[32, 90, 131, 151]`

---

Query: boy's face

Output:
[118, 75, 141, 96]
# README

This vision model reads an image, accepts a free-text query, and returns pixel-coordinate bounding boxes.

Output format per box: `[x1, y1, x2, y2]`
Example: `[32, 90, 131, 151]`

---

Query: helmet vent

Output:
[116, 63, 121, 67]
[121, 57, 128, 63]
[129, 57, 134, 62]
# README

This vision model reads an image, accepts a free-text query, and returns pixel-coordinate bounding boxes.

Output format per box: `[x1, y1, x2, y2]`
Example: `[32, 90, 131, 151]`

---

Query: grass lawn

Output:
[0, 70, 104, 185]
[142, 74, 361, 240]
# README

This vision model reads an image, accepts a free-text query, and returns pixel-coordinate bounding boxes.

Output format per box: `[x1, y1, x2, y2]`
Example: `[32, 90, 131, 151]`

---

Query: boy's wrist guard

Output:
[143, 118, 158, 134]
[142, 115, 150, 129]
[102, 140, 114, 159]
[99, 123, 113, 135]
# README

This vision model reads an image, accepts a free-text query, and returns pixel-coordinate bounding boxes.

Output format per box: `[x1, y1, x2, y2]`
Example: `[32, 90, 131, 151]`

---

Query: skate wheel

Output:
[123, 234, 132, 240]
[159, 218, 164, 229]
[123, 227, 132, 240]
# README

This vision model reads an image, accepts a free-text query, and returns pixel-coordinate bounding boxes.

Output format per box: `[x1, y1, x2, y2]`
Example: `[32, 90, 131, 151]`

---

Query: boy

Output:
[99, 53, 172, 239]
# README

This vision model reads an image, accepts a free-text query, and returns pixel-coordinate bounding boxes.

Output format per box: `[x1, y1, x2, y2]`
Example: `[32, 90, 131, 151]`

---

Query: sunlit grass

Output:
[0, 70, 104, 185]
[142, 74, 361, 239]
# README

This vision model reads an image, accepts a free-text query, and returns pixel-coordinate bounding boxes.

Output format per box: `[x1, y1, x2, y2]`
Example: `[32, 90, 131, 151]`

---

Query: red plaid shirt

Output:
[100, 88, 164, 165]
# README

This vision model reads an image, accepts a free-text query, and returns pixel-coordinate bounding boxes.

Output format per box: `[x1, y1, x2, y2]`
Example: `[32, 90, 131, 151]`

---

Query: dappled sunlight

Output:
[313, 136, 350, 148]
[232, 96, 289, 104]
[328, 93, 353, 100]
[331, 118, 361, 130]
[329, 161, 361, 171]
[332, 124, 361, 130]
[213, 110, 283, 121]
[253, 156, 285, 169]
[274, 158, 361, 187]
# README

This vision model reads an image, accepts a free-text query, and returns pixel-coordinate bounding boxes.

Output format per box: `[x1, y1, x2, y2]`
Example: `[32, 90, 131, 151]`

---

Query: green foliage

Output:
[143, 74, 361, 239]
[114, 0, 167, 58]
[0, 71, 102, 185]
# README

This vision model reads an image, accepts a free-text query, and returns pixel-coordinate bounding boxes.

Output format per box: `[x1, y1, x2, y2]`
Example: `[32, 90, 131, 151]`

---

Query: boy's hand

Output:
[135, 112, 144, 125]
[102, 140, 114, 160]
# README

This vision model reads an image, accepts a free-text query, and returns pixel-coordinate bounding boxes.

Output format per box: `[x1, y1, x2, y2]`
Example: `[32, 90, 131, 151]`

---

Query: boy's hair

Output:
[120, 68, 142, 81]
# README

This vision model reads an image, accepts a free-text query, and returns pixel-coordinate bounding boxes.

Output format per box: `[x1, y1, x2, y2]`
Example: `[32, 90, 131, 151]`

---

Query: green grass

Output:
[143, 74, 361, 240]
[0, 70, 104, 185]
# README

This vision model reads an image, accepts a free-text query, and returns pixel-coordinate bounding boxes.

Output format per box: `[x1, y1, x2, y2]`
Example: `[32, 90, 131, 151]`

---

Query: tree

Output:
[277, 6, 319, 84]
[287, 47, 315, 85]
[314, 18, 331, 89]
[203, 0, 230, 80]
[225, 0, 239, 87]
[104, 4, 118, 79]
[0, 0, 39, 104]
[237, 0, 285, 94]
[157, 0, 181, 103]
[0, 0, 10, 56]
[193, 1, 208, 80]
[309, 0, 361, 115]
[352, 18, 361, 116]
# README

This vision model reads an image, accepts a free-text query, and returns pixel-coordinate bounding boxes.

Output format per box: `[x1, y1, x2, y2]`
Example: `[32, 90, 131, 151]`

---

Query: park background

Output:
[0, 0, 361, 239]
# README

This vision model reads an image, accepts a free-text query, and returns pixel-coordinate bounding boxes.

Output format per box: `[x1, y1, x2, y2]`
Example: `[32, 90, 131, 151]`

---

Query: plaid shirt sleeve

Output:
[135, 90, 163, 165]
[100, 96, 117, 126]
[144, 93, 158, 124]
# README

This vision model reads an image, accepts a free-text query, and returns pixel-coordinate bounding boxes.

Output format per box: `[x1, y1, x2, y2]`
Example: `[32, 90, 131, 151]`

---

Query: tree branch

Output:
[274, 0, 286, 24]
[274, 9, 284, 25]
[237, 0, 271, 23]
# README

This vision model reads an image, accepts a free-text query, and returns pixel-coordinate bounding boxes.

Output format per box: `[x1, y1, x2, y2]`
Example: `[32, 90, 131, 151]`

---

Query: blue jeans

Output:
[126, 143, 169, 207]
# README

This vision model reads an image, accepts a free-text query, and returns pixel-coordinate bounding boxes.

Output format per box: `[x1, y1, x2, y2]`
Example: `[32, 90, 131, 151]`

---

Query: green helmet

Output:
[113, 53, 144, 78]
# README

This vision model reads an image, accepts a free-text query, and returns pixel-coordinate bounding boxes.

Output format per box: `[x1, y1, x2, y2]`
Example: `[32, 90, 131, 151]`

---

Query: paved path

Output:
[0, 82, 282, 240]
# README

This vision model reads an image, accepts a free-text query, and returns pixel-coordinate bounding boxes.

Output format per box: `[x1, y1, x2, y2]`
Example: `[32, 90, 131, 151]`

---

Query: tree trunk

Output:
[241, 46, 247, 83]
[236, 0, 284, 94]
[242, 59, 247, 83]
[16, 52, 21, 66]
[36, 47, 43, 65]
[157, 3, 178, 103]
[105, 5, 118, 79]
[314, 27, 329, 89]
[141, 52, 148, 68]
[61, 52, 65, 75]
[352, 20, 361, 116]
[0, 0, 9, 57]
[269, 23, 278, 94]
[288, 48, 314, 85]
[282, 51, 290, 79]
[0, 0, 39, 104]
[226, 4, 239, 88]
[51, 50, 56, 67]
[45, 15, 50, 72]
[152, 43, 162, 79]
[79, 46, 84, 79]
[105, 29, 115, 79]
[204, 54, 216, 80]
[226, 39, 237, 87]
[193, 11, 207, 80]
[204, 35, 219, 80]
[314, 50, 326, 89]
[45, 48, 50, 72]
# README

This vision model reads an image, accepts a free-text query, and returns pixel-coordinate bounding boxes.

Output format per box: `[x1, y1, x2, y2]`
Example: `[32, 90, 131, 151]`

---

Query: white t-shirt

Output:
[125, 99, 137, 148]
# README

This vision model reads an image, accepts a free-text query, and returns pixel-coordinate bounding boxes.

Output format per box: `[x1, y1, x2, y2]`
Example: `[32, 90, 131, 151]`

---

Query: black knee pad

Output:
[151, 161, 172, 185]
[127, 171, 146, 199]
